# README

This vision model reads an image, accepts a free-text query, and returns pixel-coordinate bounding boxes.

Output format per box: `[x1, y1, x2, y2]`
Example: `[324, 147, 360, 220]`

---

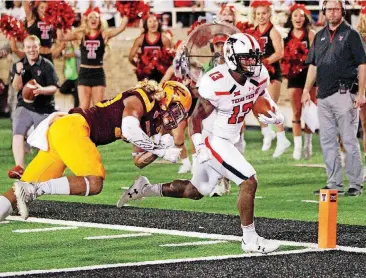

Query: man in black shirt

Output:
[302, 0, 366, 196]
[8, 35, 58, 179]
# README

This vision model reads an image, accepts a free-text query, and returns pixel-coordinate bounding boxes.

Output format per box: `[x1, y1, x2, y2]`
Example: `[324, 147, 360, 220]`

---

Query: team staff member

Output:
[251, 1, 291, 158]
[8, 35, 58, 180]
[0, 80, 191, 221]
[57, 7, 129, 110]
[302, 0, 366, 197]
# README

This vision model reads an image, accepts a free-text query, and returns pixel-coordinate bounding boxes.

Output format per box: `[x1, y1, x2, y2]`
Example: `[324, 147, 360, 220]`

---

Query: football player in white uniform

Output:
[118, 33, 283, 254]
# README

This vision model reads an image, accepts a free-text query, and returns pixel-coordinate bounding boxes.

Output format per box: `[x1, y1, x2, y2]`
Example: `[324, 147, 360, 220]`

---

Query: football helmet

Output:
[223, 33, 263, 77]
[160, 81, 192, 130]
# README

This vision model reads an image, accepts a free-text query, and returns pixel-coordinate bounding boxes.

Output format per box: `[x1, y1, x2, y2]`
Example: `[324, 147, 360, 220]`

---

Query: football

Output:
[22, 79, 38, 103]
[252, 96, 275, 118]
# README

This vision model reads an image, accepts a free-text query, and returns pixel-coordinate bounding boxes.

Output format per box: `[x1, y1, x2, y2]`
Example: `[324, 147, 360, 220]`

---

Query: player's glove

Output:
[258, 110, 284, 125]
[192, 133, 211, 164]
[159, 134, 175, 148]
[153, 147, 181, 163]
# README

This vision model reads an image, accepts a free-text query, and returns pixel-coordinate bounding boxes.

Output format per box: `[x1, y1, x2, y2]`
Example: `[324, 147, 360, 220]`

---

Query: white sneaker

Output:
[178, 163, 191, 174]
[304, 144, 312, 160]
[209, 178, 229, 197]
[241, 236, 280, 254]
[273, 139, 291, 158]
[117, 176, 151, 207]
[293, 146, 302, 160]
[13, 181, 37, 220]
[262, 131, 276, 151]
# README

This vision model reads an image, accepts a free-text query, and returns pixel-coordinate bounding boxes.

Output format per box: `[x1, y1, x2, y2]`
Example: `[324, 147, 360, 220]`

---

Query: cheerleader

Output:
[283, 4, 317, 160]
[57, 7, 128, 109]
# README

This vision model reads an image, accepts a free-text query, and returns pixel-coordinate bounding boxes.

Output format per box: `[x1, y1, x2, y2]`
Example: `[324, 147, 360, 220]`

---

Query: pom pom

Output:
[135, 47, 175, 80]
[236, 21, 254, 34]
[116, 0, 150, 24]
[281, 37, 309, 77]
[0, 14, 28, 41]
[44, 1, 75, 31]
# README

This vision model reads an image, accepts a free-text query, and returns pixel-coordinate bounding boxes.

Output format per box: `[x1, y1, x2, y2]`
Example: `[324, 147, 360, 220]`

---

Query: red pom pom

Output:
[44, 1, 75, 31]
[281, 37, 309, 77]
[116, 1, 150, 25]
[135, 47, 175, 80]
[0, 14, 28, 41]
[236, 21, 254, 34]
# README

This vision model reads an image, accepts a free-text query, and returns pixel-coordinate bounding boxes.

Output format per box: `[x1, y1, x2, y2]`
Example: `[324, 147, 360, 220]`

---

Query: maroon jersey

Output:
[69, 89, 162, 146]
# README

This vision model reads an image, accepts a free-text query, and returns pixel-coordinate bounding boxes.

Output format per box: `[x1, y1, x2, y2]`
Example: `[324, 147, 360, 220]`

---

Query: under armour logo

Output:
[37, 22, 51, 39]
[321, 37, 325, 41]
[84, 40, 100, 59]
[127, 189, 139, 199]
[338, 35, 344, 41]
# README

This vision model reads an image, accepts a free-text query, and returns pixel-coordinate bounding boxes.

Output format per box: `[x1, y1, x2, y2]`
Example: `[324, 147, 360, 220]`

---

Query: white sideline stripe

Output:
[160, 240, 228, 247]
[0, 248, 320, 277]
[0, 221, 9, 224]
[301, 200, 319, 204]
[6, 216, 366, 253]
[12, 227, 78, 233]
[85, 233, 151, 240]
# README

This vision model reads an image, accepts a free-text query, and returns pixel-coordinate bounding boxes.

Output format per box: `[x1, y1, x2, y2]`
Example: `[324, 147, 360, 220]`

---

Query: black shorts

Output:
[60, 79, 77, 95]
[287, 69, 308, 89]
[78, 67, 106, 87]
[188, 97, 198, 117]
[269, 62, 282, 82]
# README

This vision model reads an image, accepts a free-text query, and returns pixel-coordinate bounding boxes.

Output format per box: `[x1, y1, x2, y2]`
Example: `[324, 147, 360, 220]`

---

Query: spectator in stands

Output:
[57, 7, 129, 109]
[251, 1, 291, 158]
[8, 35, 58, 179]
[129, 14, 172, 83]
[283, 4, 317, 160]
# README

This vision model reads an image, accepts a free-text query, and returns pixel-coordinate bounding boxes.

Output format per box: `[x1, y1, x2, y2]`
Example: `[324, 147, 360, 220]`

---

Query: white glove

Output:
[196, 145, 211, 164]
[258, 110, 284, 125]
[159, 134, 174, 148]
[153, 147, 181, 163]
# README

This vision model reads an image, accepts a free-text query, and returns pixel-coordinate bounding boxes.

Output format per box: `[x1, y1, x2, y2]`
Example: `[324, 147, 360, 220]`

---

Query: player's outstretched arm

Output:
[122, 96, 181, 163]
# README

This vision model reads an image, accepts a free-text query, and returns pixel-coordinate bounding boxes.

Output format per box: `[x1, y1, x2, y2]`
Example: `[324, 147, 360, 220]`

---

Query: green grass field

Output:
[1, 117, 365, 274]
[0, 118, 365, 225]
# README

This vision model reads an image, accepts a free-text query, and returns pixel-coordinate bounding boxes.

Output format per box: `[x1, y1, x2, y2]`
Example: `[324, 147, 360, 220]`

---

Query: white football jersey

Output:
[199, 63, 270, 144]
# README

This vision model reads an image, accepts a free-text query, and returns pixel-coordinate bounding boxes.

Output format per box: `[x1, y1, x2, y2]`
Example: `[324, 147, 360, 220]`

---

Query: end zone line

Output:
[6, 216, 366, 253]
[0, 248, 321, 277]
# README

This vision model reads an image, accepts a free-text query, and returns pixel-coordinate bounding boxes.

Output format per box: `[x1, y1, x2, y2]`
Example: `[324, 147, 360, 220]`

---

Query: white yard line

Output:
[0, 248, 321, 277]
[13, 226, 78, 233]
[85, 233, 151, 240]
[160, 240, 228, 247]
[3, 216, 366, 277]
[0, 221, 9, 224]
[301, 200, 319, 203]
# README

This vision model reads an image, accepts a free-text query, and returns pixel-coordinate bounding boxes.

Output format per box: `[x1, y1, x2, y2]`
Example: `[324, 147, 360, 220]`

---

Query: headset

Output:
[322, 0, 346, 16]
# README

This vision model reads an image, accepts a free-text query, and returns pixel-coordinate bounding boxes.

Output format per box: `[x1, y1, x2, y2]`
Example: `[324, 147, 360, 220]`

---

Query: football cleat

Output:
[117, 176, 150, 207]
[261, 130, 276, 151]
[241, 236, 280, 254]
[273, 138, 291, 158]
[13, 181, 37, 220]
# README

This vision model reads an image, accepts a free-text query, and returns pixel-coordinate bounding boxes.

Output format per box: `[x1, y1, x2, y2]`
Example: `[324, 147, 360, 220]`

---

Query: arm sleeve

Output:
[349, 30, 366, 65]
